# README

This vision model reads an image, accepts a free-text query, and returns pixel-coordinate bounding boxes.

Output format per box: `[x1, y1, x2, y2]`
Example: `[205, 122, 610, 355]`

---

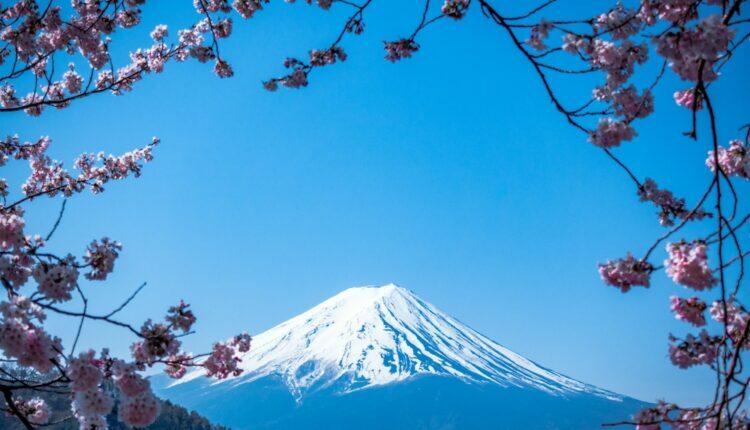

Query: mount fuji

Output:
[153, 284, 644, 429]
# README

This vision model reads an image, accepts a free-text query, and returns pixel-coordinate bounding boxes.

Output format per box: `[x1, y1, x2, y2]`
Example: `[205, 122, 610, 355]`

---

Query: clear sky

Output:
[3, 1, 749, 406]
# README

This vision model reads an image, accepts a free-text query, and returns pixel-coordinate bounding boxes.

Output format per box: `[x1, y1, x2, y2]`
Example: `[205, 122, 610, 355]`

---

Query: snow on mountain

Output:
[170, 283, 620, 402]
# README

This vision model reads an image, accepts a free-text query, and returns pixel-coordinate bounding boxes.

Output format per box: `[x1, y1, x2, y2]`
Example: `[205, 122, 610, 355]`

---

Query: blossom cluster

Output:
[598, 253, 652, 292]
[664, 241, 717, 291]
[0, 0, 273, 117]
[11, 396, 51, 425]
[637, 179, 711, 227]
[670, 296, 707, 327]
[707, 139, 750, 180]
[668, 330, 720, 369]
[710, 300, 750, 349]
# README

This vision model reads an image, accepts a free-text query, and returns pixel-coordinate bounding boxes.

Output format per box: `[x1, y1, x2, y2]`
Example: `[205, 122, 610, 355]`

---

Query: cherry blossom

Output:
[118, 390, 161, 428]
[588, 118, 637, 148]
[384, 39, 420, 62]
[12, 397, 51, 425]
[670, 296, 707, 327]
[637, 179, 711, 227]
[706, 140, 750, 180]
[68, 350, 104, 393]
[668, 331, 720, 369]
[84, 238, 122, 281]
[673, 88, 702, 111]
[441, 0, 470, 19]
[166, 300, 197, 333]
[665, 241, 717, 291]
[598, 254, 652, 292]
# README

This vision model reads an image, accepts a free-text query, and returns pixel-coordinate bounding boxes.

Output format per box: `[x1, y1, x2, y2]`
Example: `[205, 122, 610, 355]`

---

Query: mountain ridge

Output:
[156, 284, 644, 429]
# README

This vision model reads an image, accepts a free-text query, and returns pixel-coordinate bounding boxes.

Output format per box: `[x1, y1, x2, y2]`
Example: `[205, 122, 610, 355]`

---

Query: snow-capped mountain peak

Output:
[173, 284, 620, 401]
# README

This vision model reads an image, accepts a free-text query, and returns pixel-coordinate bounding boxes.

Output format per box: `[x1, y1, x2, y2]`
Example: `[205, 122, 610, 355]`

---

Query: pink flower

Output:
[710, 300, 750, 349]
[706, 140, 750, 180]
[118, 390, 160, 428]
[232, 0, 266, 19]
[72, 388, 113, 416]
[596, 5, 642, 40]
[525, 20, 552, 51]
[589, 118, 637, 148]
[665, 241, 717, 291]
[214, 58, 234, 78]
[131, 320, 180, 364]
[0, 207, 25, 251]
[166, 301, 196, 333]
[231, 332, 252, 352]
[83, 238, 122, 281]
[611, 86, 653, 121]
[114, 363, 151, 397]
[441, 0, 470, 19]
[669, 330, 720, 369]
[673, 88, 702, 110]
[598, 254, 652, 292]
[13, 397, 51, 425]
[68, 350, 103, 392]
[165, 352, 193, 379]
[309, 47, 347, 66]
[32, 259, 79, 302]
[204, 341, 243, 379]
[384, 39, 419, 62]
[637, 178, 711, 227]
[670, 296, 707, 326]
[150, 24, 169, 41]
[633, 401, 674, 430]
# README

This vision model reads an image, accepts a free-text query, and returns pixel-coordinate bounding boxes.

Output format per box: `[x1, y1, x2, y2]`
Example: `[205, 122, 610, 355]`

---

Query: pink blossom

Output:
[150, 24, 169, 41]
[75, 413, 108, 430]
[165, 352, 193, 379]
[525, 20, 552, 51]
[204, 341, 243, 379]
[669, 330, 720, 369]
[637, 178, 711, 227]
[62, 65, 84, 94]
[214, 58, 234, 78]
[83, 238, 122, 281]
[0, 207, 26, 251]
[441, 0, 470, 19]
[309, 47, 347, 67]
[665, 241, 717, 291]
[710, 300, 750, 349]
[166, 301, 196, 333]
[673, 88, 702, 111]
[596, 5, 642, 40]
[633, 401, 674, 430]
[384, 39, 419, 62]
[118, 390, 160, 428]
[654, 15, 734, 82]
[706, 140, 750, 180]
[113, 362, 151, 397]
[13, 397, 50, 425]
[233, 0, 266, 19]
[32, 259, 79, 302]
[68, 350, 103, 392]
[670, 296, 707, 327]
[598, 254, 652, 292]
[588, 40, 648, 88]
[73, 388, 113, 416]
[611, 86, 653, 121]
[0, 254, 33, 288]
[588, 118, 636, 148]
[231, 332, 252, 352]
[131, 320, 180, 364]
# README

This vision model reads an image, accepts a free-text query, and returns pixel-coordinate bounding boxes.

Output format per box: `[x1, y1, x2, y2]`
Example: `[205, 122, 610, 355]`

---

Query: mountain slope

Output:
[156, 284, 644, 429]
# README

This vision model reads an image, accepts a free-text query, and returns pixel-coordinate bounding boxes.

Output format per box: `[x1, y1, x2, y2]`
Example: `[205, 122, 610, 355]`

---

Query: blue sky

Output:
[3, 1, 749, 406]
